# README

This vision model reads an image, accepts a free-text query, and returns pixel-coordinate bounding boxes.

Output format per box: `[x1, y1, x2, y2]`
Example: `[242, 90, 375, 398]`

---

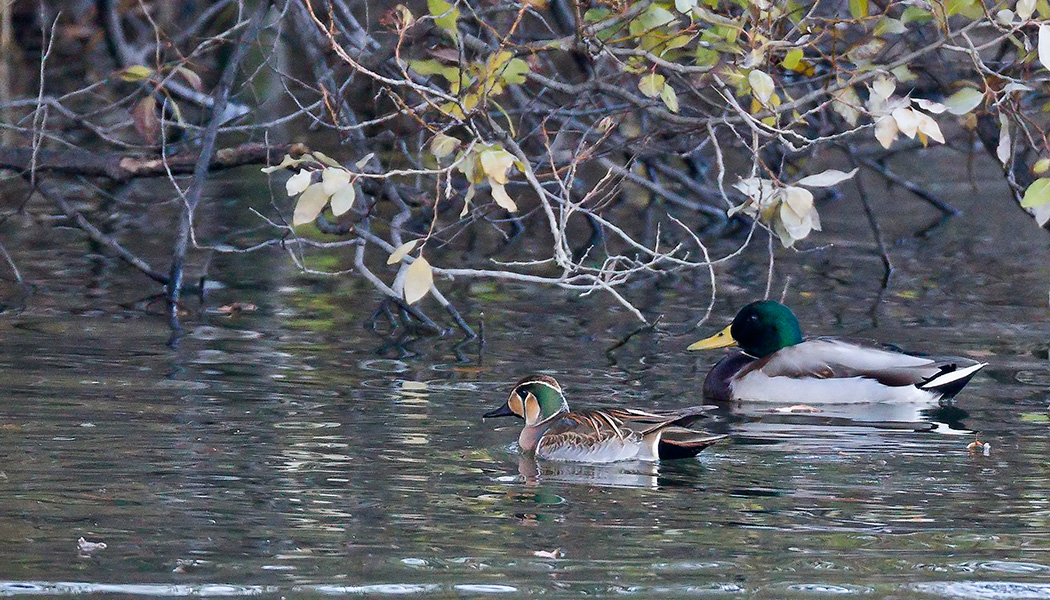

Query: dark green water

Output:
[0, 155, 1047, 598]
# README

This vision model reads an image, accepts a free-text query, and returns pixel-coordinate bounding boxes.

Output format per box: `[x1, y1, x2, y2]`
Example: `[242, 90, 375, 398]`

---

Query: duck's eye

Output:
[516, 388, 529, 401]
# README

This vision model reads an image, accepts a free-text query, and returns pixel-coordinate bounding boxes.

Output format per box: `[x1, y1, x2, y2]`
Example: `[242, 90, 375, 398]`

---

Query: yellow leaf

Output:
[404, 256, 434, 304]
[118, 65, 153, 82]
[387, 239, 420, 265]
[490, 181, 519, 212]
[1034, 157, 1050, 175]
[292, 183, 329, 226]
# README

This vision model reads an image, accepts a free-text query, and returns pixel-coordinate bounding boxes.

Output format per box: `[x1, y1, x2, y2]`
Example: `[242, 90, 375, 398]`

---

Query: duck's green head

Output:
[483, 375, 569, 427]
[688, 301, 803, 358]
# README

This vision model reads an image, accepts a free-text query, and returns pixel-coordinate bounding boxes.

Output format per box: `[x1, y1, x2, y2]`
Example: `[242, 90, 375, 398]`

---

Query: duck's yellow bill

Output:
[687, 324, 737, 351]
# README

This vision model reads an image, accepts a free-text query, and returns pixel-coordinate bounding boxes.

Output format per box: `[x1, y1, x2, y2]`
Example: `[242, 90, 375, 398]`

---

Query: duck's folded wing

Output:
[752, 339, 949, 386]
[656, 429, 727, 460]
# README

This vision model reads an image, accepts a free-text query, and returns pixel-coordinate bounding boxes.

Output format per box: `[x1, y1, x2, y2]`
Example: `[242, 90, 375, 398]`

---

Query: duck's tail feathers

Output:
[917, 362, 986, 397]
[656, 431, 727, 460]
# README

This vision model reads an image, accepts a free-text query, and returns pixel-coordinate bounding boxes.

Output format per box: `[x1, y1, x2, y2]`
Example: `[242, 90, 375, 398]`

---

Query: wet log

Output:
[0, 142, 308, 182]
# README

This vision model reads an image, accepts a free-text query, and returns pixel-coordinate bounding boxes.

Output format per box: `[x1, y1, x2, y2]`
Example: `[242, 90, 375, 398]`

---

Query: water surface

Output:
[0, 152, 1047, 598]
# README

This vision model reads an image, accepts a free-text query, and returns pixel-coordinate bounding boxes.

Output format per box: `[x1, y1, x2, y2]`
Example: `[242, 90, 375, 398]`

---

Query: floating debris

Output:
[77, 537, 107, 553]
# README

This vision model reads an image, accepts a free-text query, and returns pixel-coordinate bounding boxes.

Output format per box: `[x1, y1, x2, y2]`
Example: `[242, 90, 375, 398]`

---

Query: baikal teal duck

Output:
[689, 301, 986, 404]
[484, 375, 726, 463]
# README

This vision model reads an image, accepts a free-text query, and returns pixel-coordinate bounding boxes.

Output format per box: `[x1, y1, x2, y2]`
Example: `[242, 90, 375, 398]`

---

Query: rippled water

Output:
[0, 156, 1048, 598]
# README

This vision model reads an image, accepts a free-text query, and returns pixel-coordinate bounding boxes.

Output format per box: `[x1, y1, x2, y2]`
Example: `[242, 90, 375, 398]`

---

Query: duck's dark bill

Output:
[483, 404, 515, 418]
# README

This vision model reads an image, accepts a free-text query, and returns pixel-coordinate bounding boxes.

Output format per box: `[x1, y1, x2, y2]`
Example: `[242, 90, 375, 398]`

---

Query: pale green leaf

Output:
[285, 169, 313, 197]
[500, 58, 530, 85]
[748, 70, 775, 104]
[944, 87, 984, 115]
[782, 48, 803, 70]
[1040, 24, 1050, 71]
[871, 76, 895, 100]
[427, 0, 460, 39]
[490, 180, 519, 212]
[674, 0, 697, 13]
[831, 86, 861, 126]
[387, 239, 420, 265]
[915, 111, 945, 144]
[430, 133, 459, 159]
[312, 151, 343, 168]
[660, 83, 680, 113]
[356, 152, 375, 170]
[330, 183, 357, 216]
[892, 107, 919, 138]
[1021, 177, 1050, 208]
[900, 6, 933, 23]
[1034, 157, 1050, 175]
[478, 146, 516, 185]
[997, 113, 1011, 165]
[292, 182, 329, 226]
[1018, 0, 1036, 20]
[404, 255, 434, 304]
[796, 168, 858, 188]
[874, 116, 898, 149]
[638, 73, 666, 98]
[849, 0, 868, 19]
[913, 98, 947, 114]
[261, 154, 304, 174]
[873, 18, 907, 36]
[321, 167, 351, 196]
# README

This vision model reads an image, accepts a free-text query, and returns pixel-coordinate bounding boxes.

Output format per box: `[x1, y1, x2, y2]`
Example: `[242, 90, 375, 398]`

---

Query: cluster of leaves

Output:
[264, 152, 367, 226]
[254, 0, 1050, 323]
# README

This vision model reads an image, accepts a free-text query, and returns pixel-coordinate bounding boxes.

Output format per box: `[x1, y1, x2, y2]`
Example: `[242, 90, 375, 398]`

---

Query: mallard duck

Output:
[483, 375, 725, 463]
[688, 301, 986, 404]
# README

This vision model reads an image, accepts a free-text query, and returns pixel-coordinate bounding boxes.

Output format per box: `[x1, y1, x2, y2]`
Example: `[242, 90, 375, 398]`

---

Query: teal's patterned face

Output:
[484, 375, 569, 426]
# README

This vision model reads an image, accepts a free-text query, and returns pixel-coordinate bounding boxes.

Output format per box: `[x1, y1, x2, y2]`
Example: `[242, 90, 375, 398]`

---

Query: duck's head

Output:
[484, 375, 570, 427]
[688, 300, 803, 358]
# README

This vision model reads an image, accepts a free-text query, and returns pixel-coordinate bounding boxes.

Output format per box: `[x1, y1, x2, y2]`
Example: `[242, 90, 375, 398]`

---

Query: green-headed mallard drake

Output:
[689, 301, 986, 404]
[484, 375, 725, 463]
